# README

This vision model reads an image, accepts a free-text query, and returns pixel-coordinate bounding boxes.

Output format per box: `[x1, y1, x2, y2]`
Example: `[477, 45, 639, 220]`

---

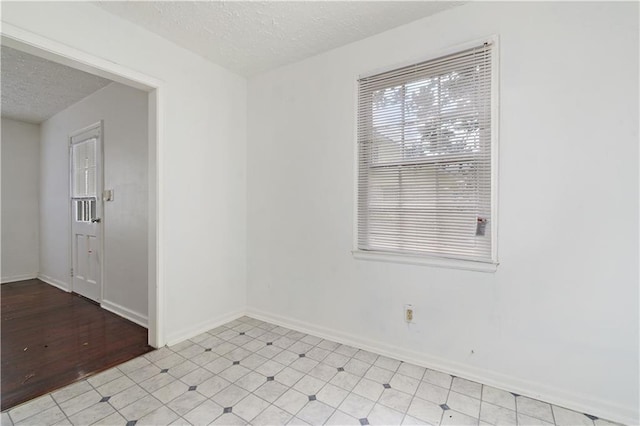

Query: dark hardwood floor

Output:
[1, 279, 153, 411]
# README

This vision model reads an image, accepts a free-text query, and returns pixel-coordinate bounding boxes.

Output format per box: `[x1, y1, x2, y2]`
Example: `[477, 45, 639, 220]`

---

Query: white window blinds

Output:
[357, 42, 496, 263]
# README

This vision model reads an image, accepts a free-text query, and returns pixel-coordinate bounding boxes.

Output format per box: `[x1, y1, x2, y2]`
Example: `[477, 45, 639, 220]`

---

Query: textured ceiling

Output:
[95, 1, 463, 77]
[1, 46, 112, 124]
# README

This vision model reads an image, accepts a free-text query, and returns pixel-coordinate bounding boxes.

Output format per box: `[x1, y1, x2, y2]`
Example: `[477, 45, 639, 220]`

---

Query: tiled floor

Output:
[2, 316, 622, 426]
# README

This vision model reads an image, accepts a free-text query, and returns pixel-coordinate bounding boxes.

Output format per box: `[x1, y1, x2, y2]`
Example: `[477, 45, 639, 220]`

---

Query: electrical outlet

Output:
[404, 304, 414, 323]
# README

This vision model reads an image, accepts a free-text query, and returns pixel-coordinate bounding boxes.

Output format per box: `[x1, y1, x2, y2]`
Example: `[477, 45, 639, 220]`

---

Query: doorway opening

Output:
[1, 27, 163, 409]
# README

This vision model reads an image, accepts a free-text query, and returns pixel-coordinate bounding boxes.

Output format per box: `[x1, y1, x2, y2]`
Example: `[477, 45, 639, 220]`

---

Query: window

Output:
[71, 137, 97, 199]
[71, 132, 99, 223]
[356, 40, 497, 268]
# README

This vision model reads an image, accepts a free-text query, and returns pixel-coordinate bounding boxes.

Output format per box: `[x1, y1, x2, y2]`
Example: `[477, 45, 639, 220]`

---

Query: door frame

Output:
[69, 121, 104, 302]
[1, 24, 166, 348]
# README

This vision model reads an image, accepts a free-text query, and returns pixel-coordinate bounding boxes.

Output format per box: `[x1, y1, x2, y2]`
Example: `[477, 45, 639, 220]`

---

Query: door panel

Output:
[70, 123, 102, 302]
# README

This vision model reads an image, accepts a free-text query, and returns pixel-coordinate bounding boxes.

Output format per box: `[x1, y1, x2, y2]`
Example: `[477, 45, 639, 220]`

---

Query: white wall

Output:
[247, 2, 638, 423]
[1, 1, 247, 343]
[1, 118, 40, 282]
[39, 82, 149, 324]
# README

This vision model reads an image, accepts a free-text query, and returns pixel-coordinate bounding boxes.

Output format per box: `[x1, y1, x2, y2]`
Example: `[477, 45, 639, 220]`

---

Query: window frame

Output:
[352, 35, 500, 272]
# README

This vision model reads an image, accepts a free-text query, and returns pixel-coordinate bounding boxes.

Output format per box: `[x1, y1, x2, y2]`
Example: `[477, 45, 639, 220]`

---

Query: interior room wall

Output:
[246, 2, 639, 423]
[2, 1, 247, 343]
[1, 118, 40, 283]
[39, 82, 149, 324]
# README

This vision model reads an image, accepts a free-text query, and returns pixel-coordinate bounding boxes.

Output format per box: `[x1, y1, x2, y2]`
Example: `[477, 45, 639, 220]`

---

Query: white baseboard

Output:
[101, 299, 148, 328]
[246, 306, 637, 425]
[165, 308, 246, 347]
[1, 273, 38, 283]
[37, 274, 71, 292]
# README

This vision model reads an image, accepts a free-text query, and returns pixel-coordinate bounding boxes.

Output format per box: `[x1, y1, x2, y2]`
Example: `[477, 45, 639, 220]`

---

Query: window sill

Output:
[352, 250, 498, 273]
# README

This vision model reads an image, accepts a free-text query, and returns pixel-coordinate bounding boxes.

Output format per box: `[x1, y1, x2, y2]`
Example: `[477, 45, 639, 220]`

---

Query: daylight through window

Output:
[357, 41, 496, 263]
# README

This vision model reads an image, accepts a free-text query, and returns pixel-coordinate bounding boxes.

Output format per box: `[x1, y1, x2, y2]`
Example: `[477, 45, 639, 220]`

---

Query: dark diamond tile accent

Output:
[359, 418, 369, 425]
[383, 383, 391, 389]
[233, 361, 240, 365]
[267, 342, 273, 346]
[267, 376, 274, 381]
[189, 386, 197, 391]
[239, 332, 245, 335]
[337, 367, 345, 372]
[160, 369, 169, 373]
[308, 395, 316, 401]
[223, 407, 232, 414]
[126, 421, 137, 426]
[511, 392, 520, 397]
[299, 354, 306, 358]
[99, 396, 110, 403]
[585, 414, 598, 421]
[205, 348, 212, 352]
[440, 404, 450, 411]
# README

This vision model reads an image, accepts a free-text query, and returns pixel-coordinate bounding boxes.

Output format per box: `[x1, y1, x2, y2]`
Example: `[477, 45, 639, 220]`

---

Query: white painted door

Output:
[70, 123, 103, 302]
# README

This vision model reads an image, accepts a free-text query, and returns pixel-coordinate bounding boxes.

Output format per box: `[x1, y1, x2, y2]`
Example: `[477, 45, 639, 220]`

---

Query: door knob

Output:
[91, 218, 102, 223]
